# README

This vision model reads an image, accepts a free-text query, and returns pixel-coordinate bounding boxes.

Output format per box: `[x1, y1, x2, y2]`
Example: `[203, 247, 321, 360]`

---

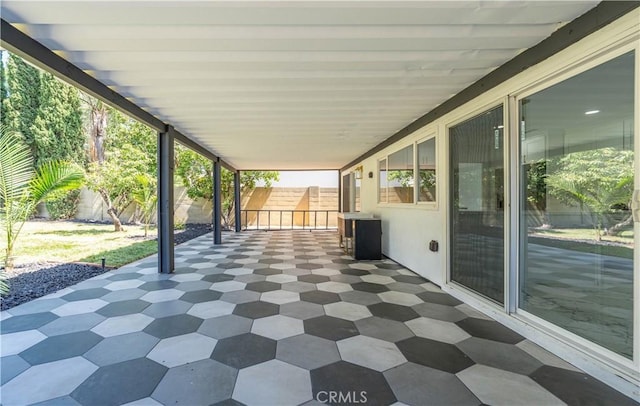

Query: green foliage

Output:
[526, 160, 547, 208]
[524, 160, 549, 226]
[175, 147, 279, 228]
[105, 108, 157, 158]
[174, 218, 186, 230]
[0, 129, 84, 277]
[418, 170, 436, 201]
[1, 54, 85, 226]
[46, 189, 81, 220]
[546, 148, 634, 239]
[131, 174, 157, 237]
[30, 72, 85, 166]
[2, 55, 84, 169]
[387, 170, 412, 187]
[175, 147, 213, 200]
[0, 52, 8, 127]
[387, 169, 436, 201]
[84, 108, 157, 230]
[2, 54, 41, 150]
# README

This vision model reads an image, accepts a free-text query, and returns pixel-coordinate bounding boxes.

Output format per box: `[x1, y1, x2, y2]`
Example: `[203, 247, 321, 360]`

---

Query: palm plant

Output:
[132, 173, 157, 238]
[546, 148, 634, 241]
[0, 129, 84, 283]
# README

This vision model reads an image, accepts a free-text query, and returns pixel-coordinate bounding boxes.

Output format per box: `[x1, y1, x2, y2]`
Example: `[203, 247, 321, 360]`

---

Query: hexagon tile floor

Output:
[1, 231, 637, 406]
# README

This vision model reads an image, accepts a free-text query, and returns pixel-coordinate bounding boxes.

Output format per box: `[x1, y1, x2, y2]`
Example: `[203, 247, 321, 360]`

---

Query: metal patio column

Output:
[157, 126, 175, 273]
[213, 158, 222, 244]
[234, 171, 242, 232]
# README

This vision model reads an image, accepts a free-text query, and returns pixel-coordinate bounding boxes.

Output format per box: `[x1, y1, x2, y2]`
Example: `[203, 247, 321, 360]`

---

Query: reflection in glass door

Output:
[450, 106, 505, 303]
[519, 51, 635, 359]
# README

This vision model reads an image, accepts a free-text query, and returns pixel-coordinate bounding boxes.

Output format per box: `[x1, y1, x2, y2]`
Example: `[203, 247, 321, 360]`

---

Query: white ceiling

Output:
[1, 1, 599, 170]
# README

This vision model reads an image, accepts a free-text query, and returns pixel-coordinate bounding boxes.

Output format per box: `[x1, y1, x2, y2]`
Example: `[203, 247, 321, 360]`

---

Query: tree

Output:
[29, 72, 85, 166]
[0, 52, 8, 127]
[30, 73, 85, 219]
[2, 54, 86, 220]
[524, 160, 551, 227]
[0, 129, 84, 272]
[2, 54, 41, 153]
[82, 95, 108, 164]
[387, 169, 436, 202]
[174, 147, 279, 229]
[132, 174, 157, 237]
[85, 108, 157, 231]
[545, 147, 634, 240]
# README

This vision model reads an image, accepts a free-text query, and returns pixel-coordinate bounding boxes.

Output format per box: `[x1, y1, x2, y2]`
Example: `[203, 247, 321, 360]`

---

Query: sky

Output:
[270, 170, 339, 188]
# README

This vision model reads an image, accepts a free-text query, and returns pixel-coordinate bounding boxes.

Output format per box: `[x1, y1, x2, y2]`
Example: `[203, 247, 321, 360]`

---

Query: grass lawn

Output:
[9, 220, 158, 268]
[532, 227, 633, 245]
[530, 227, 634, 259]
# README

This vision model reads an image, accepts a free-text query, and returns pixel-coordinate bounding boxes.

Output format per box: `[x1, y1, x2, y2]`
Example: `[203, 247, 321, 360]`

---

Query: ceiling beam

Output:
[341, 1, 640, 172]
[0, 19, 235, 171]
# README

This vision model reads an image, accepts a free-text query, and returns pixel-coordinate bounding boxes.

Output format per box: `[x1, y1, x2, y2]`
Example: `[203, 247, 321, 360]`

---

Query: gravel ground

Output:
[1, 223, 212, 311]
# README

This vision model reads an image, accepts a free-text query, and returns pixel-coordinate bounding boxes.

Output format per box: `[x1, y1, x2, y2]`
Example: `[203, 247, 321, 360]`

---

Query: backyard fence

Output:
[241, 210, 338, 231]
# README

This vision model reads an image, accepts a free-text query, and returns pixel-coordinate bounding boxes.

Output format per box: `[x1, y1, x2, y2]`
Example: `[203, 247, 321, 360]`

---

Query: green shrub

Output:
[174, 217, 186, 230]
[46, 189, 81, 220]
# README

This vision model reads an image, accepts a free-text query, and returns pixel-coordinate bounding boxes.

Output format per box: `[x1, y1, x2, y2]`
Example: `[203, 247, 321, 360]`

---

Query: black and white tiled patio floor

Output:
[1, 231, 636, 406]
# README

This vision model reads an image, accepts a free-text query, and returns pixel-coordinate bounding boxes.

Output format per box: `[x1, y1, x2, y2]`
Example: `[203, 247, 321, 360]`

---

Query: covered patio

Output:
[1, 0, 639, 403]
[1, 230, 634, 405]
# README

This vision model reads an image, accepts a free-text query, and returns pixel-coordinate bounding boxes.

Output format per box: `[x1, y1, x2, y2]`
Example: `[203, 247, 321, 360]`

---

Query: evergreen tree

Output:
[2, 53, 85, 219]
[0, 52, 8, 128]
[30, 72, 84, 166]
[2, 54, 41, 153]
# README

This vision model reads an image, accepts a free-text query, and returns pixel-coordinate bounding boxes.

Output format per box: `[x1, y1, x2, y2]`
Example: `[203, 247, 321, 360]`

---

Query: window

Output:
[377, 137, 437, 206]
[417, 137, 436, 202]
[378, 159, 387, 203]
[388, 145, 414, 203]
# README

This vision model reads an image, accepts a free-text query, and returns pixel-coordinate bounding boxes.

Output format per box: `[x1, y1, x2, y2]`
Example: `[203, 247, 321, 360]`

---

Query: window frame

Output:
[416, 134, 437, 205]
[378, 158, 388, 204]
[387, 143, 416, 204]
[376, 133, 438, 209]
[511, 44, 639, 369]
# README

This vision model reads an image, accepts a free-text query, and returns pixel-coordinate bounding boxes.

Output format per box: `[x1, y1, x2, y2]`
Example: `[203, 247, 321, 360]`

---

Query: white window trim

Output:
[510, 43, 639, 374]
[376, 136, 438, 210]
[377, 158, 388, 204]
[416, 133, 438, 207]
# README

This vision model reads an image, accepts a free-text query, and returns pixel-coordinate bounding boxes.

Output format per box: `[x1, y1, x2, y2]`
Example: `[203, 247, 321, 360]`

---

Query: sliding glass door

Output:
[450, 106, 505, 304]
[518, 51, 635, 359]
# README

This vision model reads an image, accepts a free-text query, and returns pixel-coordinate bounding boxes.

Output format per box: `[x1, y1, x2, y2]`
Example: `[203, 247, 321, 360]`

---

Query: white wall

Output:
[356, 150, 444, 284]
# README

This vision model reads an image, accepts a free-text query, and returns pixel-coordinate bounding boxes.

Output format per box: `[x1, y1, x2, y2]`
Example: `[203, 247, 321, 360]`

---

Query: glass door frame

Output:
[444, 99, 512, 310]
[508, 43, 639, 374]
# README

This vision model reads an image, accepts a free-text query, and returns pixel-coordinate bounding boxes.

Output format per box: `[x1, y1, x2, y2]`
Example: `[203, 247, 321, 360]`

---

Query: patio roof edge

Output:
[339, 0, 640, 172]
